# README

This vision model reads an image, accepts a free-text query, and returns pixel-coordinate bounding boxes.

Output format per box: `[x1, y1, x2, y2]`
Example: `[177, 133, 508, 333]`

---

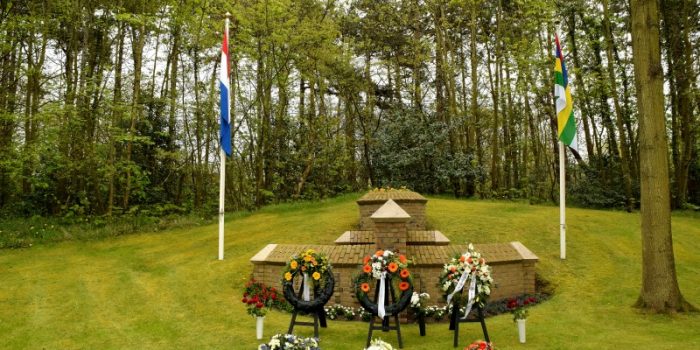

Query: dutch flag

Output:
[219, 28, 232, 157]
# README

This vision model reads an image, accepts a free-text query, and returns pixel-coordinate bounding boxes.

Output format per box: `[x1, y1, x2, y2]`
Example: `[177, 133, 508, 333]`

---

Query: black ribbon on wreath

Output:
[283, 268, 334, 336]
[356, 274, 413, 318]
[357, 274, 413, 349]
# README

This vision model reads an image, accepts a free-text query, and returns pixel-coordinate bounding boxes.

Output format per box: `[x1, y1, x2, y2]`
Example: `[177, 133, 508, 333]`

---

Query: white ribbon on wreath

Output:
[446, 270, 478, 320]
[460, 275, 477, 320]
[378, 271, 387, 319]
[446, 269, 470, 306]
[303, 273, 311, 301]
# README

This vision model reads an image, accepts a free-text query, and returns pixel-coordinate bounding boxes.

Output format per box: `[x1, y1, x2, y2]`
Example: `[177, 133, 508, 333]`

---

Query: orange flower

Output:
[450, 266, 457, 273]
[459, 255, 466, 263]
[388, 262, 399, 273]
[400, 269, 410, 279]
[363, 264, 372, 273]
[375, 250, 384, 257]
[361, 283, 370, 293]
[301, 266, 307, 271]
[399, 281, 410, 291]
[363, 256, 371, 265]
[399, 255, 407, 264]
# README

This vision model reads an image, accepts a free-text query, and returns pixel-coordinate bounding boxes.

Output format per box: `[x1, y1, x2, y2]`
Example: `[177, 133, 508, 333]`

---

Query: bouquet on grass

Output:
[242, 278, 279, 317]
[258, 334, 320, 350]
[464, 340, 494, 350]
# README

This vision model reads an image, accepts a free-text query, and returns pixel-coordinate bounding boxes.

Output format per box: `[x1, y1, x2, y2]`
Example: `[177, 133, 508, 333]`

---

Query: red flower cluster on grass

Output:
[241, 278, 282, 317]
[465, 340, 494, 350]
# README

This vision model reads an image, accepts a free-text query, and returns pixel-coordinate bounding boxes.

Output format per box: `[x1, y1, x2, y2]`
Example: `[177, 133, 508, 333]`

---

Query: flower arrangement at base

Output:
[354, 249, 413, 317]
[365, 338, 394, 350]
[439, 243, 493, 312]
[281, 249, 334, 313]
[242, 278, 281, 317]
[508, 295, 537, 321]
[409, 292, 430, 316]
[258, 334, 320, 350]
[464, 340, 494, 350]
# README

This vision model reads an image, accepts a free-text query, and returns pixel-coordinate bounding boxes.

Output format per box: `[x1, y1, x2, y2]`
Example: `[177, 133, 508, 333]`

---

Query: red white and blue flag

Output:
[219, 28, 232, 157]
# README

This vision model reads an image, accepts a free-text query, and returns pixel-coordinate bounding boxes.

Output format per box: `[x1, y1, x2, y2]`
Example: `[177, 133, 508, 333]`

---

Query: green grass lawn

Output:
[1, 194, 699, 349]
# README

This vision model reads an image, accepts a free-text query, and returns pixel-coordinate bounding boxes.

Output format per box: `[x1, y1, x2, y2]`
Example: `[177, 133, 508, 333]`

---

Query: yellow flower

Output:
[290, 261, 298, 270]
[312, 272, 321, 280]
[284, 272, 292, 281]
[304, 255, 312, 262]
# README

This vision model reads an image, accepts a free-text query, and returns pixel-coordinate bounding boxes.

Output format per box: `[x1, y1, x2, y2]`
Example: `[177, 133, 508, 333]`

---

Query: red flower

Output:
[271, 293, 277, 300]
[450, 266, 457, 273]
[400, 269, 410, 279]
[399, 255, 407, 264]
[256, 302, 264, 309]
[242, 297, 248, 303]
[399, 281, 410, 291]
[479, 341, 487, 350]
[363, 256, 371, 265]
[467, 257, 473, 264]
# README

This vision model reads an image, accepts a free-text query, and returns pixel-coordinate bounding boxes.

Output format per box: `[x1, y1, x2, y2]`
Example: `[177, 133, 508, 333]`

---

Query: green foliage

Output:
[371, 106, 484, 195]
[570, 157, 629, 209]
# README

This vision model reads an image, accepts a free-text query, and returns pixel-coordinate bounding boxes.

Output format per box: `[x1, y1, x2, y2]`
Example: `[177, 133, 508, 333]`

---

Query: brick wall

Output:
[252, 259, 537, 309]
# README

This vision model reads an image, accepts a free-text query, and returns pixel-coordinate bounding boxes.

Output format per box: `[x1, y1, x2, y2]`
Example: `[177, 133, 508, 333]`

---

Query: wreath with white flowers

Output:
[354, 249, 413, 317]
[438, 243, 493, 311]
[281, 249, 334, 312]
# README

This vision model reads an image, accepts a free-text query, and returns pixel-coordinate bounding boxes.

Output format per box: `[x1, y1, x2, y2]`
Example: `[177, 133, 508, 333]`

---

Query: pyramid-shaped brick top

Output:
[371, 199, 410, 222]
[357, 189, 427, 204]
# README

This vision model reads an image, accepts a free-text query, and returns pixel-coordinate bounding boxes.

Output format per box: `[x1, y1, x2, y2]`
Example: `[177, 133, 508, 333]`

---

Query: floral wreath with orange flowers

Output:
[281, 249, 334, 312]
[354, 249, 413, 317]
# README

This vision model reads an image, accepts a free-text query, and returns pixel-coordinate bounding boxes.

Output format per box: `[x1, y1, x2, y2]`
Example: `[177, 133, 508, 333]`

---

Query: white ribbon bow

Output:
[446, 269, 470, 306]
[303, 273, 311, 301]
[378, 271, 387, 318]
[460, 275, 477, 320]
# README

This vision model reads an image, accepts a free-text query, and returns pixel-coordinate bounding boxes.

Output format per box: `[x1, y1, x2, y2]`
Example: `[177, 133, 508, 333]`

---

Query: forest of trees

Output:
[0, 0, 698, 217]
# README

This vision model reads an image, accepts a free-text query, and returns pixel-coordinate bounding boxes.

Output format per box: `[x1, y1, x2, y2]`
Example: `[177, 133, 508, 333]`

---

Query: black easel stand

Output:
[448, 297, 489, 348]
[288, 279, 327, 338]
[365, 277, 403, 349]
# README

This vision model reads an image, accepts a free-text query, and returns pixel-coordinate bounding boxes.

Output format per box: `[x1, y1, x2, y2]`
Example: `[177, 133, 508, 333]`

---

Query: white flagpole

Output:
[218, 15, 230, 261]
[559, 141, 566, 260]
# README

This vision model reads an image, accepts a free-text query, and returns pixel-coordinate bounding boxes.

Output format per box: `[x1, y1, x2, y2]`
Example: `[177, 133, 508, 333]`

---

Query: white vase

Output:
[517, 318, 527, 343]
[256, 316, 265, 340]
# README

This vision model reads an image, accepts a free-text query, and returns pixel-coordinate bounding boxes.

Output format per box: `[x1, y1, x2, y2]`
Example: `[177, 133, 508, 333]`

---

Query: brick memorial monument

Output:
[250, 190, 538, 308]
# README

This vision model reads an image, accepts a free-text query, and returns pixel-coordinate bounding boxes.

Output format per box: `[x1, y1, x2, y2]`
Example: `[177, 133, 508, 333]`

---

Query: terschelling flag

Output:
[219, 28, 232, 157]
[554, 34, 576, 148]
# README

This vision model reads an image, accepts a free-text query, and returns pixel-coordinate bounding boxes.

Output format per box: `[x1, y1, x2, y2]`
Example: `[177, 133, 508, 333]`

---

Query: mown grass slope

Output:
[1, 194, 698, 349]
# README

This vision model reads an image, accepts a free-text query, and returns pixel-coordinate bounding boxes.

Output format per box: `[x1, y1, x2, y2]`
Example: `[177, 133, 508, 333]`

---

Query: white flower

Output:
[383, 250, 392, 257]
[442, 280, 451, 291]
[468, 243, 474, 250]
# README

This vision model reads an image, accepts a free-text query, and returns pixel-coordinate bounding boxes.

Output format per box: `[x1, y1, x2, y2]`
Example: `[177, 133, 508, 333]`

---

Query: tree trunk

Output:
[630, 0, 695, 313]
[123, 23, 146, 211]
[602, 0, 634, 211]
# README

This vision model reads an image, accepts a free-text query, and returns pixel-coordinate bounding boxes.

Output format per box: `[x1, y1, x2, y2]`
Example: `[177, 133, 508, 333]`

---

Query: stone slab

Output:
[357, 190, 427, 204]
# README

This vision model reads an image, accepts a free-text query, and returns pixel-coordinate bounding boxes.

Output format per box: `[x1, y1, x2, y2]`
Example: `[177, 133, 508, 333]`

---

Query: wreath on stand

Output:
[281, 249, 334, 313]
[354, 249, 413, 316]
[438, 243, 493, 317]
